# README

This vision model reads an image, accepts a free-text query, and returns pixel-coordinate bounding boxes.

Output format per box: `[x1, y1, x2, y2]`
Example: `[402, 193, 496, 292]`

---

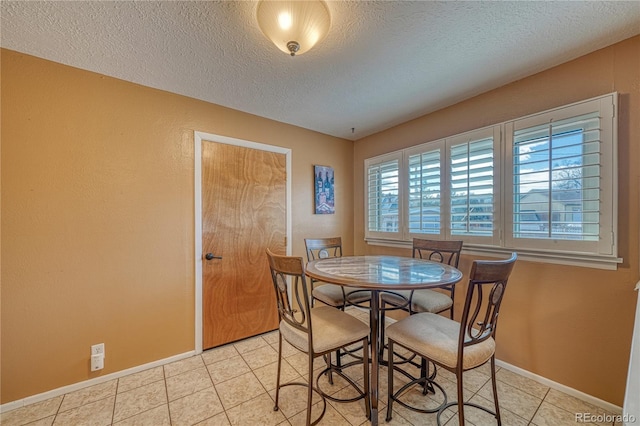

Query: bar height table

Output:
[305, 255, 463, 425]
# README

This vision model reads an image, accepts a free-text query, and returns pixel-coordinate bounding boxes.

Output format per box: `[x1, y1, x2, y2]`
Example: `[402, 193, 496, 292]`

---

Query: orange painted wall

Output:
[353, 36, 640, 406]
[0, 49, 354, 403]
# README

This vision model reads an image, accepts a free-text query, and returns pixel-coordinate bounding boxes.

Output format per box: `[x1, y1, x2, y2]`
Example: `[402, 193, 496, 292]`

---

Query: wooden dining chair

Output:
[266, 249, 371, 425]
[304, 237, 371, 308]
[385, 253, 517, 425]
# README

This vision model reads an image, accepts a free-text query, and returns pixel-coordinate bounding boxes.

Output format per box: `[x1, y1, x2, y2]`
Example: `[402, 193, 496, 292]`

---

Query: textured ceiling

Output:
[2, 1, 639, 140]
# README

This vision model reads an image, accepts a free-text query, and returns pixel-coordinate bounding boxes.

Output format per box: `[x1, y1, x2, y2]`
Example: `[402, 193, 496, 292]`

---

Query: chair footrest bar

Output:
[344, 289, 373, 309]
[384, 345, 420, 366]
[316, 366, 368, 404]
[388, 377, 448, 418]
[379, 289, 411, 312]
[436, 401, 499, 426]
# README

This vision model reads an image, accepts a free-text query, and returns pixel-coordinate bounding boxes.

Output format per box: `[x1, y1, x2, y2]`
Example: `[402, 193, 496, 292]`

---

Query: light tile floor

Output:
[1, 308, 621, 426]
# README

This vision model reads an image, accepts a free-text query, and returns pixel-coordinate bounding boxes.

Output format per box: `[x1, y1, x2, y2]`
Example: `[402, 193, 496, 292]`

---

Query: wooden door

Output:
[202, 141, 285, 349]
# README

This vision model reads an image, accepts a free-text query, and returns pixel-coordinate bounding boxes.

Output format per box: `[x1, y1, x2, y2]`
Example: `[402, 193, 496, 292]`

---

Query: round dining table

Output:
[305, 255, 463, 425]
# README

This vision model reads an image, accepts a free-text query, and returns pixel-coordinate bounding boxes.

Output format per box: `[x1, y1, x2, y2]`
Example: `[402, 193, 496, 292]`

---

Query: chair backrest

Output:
[412, 238, 463, 268]
[304, 237, 343, 261]
[266, 249, 313, 338]
[413, 239, 463, 299]
[458, 253, 517, 354]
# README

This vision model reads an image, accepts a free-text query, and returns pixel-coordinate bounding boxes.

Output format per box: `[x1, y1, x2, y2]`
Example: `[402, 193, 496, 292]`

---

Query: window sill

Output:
[364, 238, 622, 270]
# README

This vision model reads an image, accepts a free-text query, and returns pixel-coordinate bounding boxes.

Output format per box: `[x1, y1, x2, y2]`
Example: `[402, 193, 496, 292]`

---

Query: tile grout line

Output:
[526, 386, 550, 426]
[53, 392, 64, 425]
[162, 362, 171, 426]
[202, 353, 232, 426]
[493, 368, 548, 424]
[111, 376, 120, 425]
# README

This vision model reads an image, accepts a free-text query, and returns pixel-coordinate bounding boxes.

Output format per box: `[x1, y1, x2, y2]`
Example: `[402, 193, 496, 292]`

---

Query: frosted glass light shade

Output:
[256, 0, 331, 56]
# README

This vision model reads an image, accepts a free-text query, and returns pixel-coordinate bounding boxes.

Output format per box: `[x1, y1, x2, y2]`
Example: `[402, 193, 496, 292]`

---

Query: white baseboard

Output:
[0, 351, 196, 414]
[1, 344, 624, 417]
[495, 359, 623, 415]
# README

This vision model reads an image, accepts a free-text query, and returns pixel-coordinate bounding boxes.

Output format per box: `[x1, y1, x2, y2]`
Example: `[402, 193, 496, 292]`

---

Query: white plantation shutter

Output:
[512, 112, 601, 241]
[450, 137, 494, 237]
[446, 126, 500, 245]
[365, 153, 401, 238]
[407, 147, 442, 235]
[505, 94, 616, 256]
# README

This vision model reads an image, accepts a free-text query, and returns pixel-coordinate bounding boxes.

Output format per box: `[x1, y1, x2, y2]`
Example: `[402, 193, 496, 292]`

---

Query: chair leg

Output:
[491, 356, 502, 425]
[324, 353, 334, 385]
[421, 357, 429, 395]
[386, 339, 394, 422]
[307, 351, 315, 426]
[334, 301, 344, 374]
[420, 358, 436, 395]
[457, 369, 465, 426]
[363, 336, 371, 420]
[379, 302, 387, 360]
[274, 333, 283, 412]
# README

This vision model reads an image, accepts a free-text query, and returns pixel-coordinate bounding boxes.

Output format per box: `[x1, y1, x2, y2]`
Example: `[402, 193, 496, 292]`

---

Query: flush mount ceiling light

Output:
[256, 0, 331, 57]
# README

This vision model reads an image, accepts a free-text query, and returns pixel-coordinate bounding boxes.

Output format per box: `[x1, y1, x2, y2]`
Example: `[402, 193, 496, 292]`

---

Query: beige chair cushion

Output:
[386, 312, 495, 370]
[312, 283, 371, 307]
[280, 306, 370, 354]
[382, 289, 453, 314]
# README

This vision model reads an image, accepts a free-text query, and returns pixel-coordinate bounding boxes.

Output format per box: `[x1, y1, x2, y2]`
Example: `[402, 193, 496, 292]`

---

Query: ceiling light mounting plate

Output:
[287, 41, 300, 56]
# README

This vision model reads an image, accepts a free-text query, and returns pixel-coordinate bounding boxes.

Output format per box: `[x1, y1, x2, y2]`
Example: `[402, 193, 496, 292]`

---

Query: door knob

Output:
[205, 253, 222, 260]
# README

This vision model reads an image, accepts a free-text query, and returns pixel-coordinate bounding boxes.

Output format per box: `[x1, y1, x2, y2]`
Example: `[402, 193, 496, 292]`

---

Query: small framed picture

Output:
[314, 165, 335, 214]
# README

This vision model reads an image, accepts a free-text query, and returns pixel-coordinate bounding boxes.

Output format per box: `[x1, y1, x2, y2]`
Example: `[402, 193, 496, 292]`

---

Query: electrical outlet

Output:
[91, 354, 104, 371]
[91, 343, 105, 357]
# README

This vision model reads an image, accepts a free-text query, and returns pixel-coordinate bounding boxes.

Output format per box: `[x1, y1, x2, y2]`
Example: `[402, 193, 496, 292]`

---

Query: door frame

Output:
[194, 131, 292, 354]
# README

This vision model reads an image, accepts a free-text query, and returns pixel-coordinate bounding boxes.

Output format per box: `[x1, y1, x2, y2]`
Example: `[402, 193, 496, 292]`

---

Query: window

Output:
[407, 143, 443, 236]
[364, 93, 619, 269]
[365, 153, 401, 239]
[505, 95, 617, 256]
[512, 122, 597, 240]
[447, 127, 500, 245]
